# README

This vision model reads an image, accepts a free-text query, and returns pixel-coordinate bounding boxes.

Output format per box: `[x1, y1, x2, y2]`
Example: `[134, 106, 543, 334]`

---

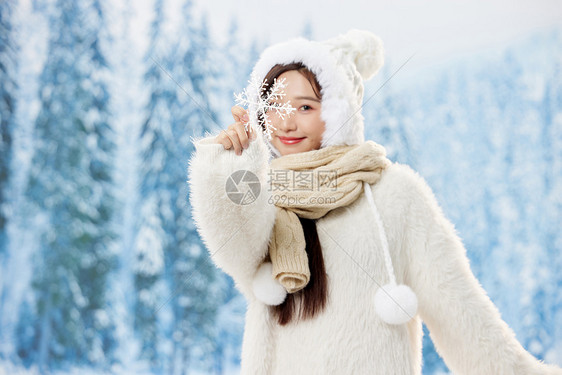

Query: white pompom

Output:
[344, 29, 384, 81]
[347, 30, 384, 81]
[374, 283, 418, 325]
[327, 29, 384, 81]
[252, 262, 287, 306]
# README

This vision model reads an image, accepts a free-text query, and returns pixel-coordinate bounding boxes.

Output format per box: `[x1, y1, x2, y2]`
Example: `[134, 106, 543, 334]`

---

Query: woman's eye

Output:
[300, 105, 311, 111]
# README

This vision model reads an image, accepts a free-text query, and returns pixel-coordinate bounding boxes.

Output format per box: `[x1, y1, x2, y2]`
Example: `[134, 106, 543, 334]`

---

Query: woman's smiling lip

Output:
[278, 136, 306, 144]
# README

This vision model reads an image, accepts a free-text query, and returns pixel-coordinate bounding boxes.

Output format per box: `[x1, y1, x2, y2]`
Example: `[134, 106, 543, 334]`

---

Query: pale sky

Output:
[18, 0, 562, 90]
[191, 0, 561, 82]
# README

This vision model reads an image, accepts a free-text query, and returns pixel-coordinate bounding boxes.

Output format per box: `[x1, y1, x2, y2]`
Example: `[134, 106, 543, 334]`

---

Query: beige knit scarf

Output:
[267, 140, 391, 293]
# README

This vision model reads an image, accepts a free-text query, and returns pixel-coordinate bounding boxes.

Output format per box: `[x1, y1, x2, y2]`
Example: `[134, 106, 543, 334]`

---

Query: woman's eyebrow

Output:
[294, 96, 321, 102]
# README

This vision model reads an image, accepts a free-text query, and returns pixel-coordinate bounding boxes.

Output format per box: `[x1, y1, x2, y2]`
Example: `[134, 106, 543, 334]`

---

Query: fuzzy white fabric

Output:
[247, 29, 384, 159]
[363, 180, 419, 324]
[374, 283, 418, 325]
[252, 262, 287, 306]
[188, 131, 562, 375]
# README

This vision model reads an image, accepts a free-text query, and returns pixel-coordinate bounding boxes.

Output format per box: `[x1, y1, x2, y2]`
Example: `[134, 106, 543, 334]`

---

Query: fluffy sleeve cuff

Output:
[187, 130, 277, 300]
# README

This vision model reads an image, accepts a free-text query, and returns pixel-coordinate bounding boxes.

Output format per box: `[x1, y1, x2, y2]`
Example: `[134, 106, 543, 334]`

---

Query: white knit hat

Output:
[246, 29, 385, 158]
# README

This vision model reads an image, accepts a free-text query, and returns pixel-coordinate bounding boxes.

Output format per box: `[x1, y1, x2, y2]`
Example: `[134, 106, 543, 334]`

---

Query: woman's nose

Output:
[278, 112, 297, 132]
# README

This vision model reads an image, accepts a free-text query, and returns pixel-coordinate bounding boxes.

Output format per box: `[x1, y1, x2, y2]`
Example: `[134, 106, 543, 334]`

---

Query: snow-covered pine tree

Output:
[507, 33, 562, 361]
[135, 0, 225, 372]
[541, 41, 562, 360]
[217, 16, 245, 128]
[132, 0, 167, 370]
[21, 0, 118, 370]
[0, 0, 16, 259]
[100, 0, 148, 371]
[210, 16, 249, 373]
[0, 0, 18, 346]
[486, 48, 527, 333]
[362, 60, 416, 167]
[541, 46, 562, 359]
[162, 3, 225, 373]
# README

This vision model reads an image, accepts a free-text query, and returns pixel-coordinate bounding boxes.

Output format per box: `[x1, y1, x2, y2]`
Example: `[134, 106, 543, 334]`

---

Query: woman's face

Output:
[267, 70, 326, 156]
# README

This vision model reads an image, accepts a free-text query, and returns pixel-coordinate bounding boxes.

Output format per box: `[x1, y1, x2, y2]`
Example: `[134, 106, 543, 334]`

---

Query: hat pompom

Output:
[374, 283, 418, 325]
[341, 29, 384, 81]
[252, 262, 287, 305]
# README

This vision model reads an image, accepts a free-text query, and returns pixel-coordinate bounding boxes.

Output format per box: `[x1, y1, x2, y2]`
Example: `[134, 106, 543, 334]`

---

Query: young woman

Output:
[188, 30, 561, 374]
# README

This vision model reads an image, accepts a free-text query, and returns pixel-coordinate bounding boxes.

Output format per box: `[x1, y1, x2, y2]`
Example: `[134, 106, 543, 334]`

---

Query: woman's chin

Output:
[278, 146, 305, 156]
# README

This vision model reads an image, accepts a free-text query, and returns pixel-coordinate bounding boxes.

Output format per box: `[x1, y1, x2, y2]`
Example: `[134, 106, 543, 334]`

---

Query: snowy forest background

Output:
[0, 0, 561, 374]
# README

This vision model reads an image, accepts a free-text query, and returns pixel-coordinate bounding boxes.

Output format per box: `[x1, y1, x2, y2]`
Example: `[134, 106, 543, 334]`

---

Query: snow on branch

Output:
[233, 71, 296, 140]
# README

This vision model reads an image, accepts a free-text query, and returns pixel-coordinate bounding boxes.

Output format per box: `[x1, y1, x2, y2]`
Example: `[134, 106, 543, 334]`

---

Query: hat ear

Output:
[330, 29, 385, 81]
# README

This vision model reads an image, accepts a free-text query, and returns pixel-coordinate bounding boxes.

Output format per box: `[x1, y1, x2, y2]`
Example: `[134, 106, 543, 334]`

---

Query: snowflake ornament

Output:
[233, 71, 296, 141]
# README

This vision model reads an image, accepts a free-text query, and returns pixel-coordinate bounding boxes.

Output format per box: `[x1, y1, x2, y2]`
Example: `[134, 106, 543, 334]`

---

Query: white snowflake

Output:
[233, 71, 296, 140]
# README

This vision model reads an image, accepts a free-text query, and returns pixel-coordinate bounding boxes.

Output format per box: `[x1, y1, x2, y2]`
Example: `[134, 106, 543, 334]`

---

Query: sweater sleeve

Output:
[187, 130, 277, 300]
[398, 165, 562, 375]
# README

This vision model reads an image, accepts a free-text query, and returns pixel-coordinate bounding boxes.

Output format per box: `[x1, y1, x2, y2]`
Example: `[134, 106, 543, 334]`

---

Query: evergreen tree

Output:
[15, 298, 38, 366]
[0, 0, 16, 258]
[0, 0, 17, 345]
[218, 16, 245, 127]
[132, 0, 167, 370]
[102, 0, 148, 370]
[363, 61, 416, 167]
[21, 0, 117, 370]
[164, 4, 224, 373]
[517, 32, 562, 359]
[210, 17, 256, 373]
[133, 1, 223, 372]
[544, 56, 562, 357]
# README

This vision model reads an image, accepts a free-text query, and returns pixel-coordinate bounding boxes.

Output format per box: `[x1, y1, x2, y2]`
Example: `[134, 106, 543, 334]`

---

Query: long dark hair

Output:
[261, 63, 329, 325]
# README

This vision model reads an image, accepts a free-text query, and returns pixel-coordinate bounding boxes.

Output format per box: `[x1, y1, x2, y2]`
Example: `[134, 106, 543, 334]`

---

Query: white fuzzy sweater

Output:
[187, 132, 561, 374]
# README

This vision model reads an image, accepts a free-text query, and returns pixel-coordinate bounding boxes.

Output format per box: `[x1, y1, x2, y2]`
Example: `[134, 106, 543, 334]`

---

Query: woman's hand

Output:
[215, 105, 257, 156]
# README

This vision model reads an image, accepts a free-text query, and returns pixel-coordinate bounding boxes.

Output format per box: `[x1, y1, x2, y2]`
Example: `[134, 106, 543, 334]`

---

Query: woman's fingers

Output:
[231, 105, 256, 141]
[232, 122, 250, 155]
[212, 106, 255, 156]
[215, 123, 244, 155]
[231, 105, 250, 124]
[216, 129, 233, 150]
[227, 122, 249, 155]
[224, 127, 240, 154]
